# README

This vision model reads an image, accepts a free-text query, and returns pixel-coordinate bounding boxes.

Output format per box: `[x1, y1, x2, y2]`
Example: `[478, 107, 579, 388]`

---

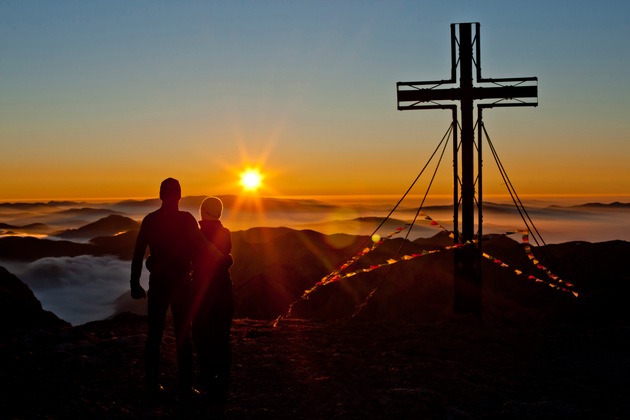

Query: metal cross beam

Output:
[396, 23, 538, 319]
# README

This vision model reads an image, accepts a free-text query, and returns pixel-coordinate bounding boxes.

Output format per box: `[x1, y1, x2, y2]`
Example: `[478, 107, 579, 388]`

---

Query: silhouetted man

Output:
[130, 178, 214, 401]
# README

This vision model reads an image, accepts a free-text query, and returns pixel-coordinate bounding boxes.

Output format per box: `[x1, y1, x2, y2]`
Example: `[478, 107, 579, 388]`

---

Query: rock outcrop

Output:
[0, 266, 69, 335]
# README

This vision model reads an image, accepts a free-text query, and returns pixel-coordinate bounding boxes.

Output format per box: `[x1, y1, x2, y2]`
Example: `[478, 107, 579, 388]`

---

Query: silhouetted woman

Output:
[192, 196, 234, 409]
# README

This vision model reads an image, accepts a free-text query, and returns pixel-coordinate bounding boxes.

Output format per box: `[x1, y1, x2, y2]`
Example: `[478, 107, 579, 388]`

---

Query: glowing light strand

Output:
[273, 212, 578, 327]
[275, 208, 470, 326]
[481, 250, 579, 297]
[507, 229, 578, 294]
[273, 224, 411, 326]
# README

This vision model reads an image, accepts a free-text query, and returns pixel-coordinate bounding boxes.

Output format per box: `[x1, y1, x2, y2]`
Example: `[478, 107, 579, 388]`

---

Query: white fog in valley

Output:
[2, 256, 149, 326]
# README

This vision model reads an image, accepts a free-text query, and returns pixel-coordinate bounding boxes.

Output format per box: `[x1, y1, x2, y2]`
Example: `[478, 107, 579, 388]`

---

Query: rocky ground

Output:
[2, 313, 629, 419]
[2, 231, 630, 418]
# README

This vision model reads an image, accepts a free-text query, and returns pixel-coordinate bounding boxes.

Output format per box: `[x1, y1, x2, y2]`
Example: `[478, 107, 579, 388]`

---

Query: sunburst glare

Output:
[239, 168, 264, 192]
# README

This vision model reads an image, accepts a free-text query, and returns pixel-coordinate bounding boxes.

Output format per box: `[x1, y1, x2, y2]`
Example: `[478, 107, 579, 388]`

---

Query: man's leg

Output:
[145, 282, 170, 393]
[171, 282, 194, 393]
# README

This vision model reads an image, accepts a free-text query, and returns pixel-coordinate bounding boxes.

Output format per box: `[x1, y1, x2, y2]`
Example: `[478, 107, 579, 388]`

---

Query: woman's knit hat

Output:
[200, 196, 223, 220]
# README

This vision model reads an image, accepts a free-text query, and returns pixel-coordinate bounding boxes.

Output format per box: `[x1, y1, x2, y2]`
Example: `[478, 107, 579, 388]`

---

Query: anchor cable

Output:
[353, 123, 452, 317]
[482, 123, 561, 270]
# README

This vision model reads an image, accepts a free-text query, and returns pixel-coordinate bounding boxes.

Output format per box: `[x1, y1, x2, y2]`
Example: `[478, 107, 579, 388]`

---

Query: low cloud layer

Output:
[4, 256, 149, 326]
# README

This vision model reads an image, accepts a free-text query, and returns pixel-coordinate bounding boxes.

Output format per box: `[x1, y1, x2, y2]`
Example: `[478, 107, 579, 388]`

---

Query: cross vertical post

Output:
[455, 23, 480, 318]
[396, 22, 538, 319]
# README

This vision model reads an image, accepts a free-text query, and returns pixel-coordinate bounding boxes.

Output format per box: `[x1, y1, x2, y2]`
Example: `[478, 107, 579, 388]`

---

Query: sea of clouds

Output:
[2, 195, 630, 325]
[2, 256, 149, 326]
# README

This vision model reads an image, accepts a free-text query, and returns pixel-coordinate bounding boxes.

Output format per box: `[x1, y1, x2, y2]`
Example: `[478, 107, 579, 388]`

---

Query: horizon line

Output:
[2, 193, 630, 205]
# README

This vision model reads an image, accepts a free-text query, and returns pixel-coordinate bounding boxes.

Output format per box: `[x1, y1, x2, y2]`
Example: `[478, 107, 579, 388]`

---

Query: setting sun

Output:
[239, 168, 264, 192]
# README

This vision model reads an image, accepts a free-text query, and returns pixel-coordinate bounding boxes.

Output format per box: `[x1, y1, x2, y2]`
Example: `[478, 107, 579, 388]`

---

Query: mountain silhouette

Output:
[2, 222, 630, 325]
[0, 236, 98, 261]
[111, 195, 339, 215]
[0, 222, 48, 231]
[54, 215, 140, 240]
[0, 222, 51, 236]
[55, 207, 121, 218]
[0, 266, 68, 334]
[575, 202, 630, 208]
[276, 232, 630, 325]
[0, 200, 85, 210]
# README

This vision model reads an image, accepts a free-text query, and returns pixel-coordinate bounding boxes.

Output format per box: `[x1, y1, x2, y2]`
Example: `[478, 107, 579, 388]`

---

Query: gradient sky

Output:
[1, 1, 629, 200]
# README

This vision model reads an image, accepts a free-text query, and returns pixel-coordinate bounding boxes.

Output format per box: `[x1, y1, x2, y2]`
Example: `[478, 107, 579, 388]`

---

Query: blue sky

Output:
[1, 1, 629, 199]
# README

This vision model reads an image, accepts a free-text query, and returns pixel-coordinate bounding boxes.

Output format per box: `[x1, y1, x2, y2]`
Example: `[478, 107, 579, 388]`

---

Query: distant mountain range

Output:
[3, 215, 629, 326]
[0, 214, 140, 260]
[2, 196, 630, 326]
[2, 196, 629, 213]
[0, 200, 89, 210]
[110, 195, 340, 213]
[572, 202, 630, 208]
[3, 197, 630, 238]
[53, 215, 140, 240]
[0, 222, 50, 236]
[0, 222, 48, 230]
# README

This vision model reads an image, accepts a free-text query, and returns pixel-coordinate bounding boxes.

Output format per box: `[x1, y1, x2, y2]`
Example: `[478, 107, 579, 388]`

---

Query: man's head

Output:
[159, 178, 182, 202]
[200, 196, 223, 221]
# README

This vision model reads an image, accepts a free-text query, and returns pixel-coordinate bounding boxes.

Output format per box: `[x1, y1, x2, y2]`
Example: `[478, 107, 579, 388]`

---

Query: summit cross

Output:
[396, 22, 538, 318]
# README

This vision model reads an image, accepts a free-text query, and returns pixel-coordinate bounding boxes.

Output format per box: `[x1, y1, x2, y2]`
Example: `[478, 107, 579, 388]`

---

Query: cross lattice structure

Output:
[396, 22, 538, 319]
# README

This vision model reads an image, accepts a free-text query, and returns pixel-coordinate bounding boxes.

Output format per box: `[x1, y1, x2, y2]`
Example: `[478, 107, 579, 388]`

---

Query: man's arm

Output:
[130, 220, 148, 299]
[185, 212, 224, 261]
